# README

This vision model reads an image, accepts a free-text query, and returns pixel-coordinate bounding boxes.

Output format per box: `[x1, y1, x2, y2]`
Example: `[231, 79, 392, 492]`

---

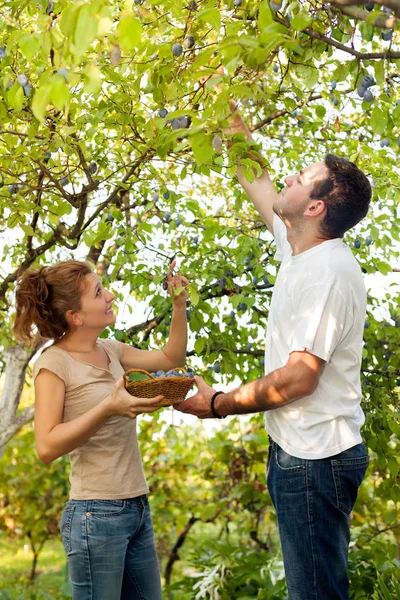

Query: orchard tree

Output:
[0, 0, 399, 593]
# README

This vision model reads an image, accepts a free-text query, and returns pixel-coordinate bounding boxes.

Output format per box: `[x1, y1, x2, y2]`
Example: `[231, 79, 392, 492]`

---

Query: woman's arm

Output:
[121, 261, 189, 372]
[35, 370, 165, 463]
[121, 304, 187, 372]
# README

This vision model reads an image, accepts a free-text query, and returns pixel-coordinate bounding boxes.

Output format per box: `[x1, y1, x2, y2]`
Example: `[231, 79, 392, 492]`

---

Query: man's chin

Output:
[273, 205, 284, 219]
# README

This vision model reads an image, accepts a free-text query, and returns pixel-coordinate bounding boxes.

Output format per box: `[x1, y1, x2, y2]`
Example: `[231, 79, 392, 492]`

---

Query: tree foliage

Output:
[0, 0, 399, 596]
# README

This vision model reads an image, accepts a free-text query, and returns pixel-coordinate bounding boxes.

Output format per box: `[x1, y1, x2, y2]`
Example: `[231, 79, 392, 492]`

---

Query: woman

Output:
[13, 259, 189, 600]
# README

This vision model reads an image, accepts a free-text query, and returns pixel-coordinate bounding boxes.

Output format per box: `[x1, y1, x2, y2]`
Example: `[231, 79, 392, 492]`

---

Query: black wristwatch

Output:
[210, 391, 226, 419]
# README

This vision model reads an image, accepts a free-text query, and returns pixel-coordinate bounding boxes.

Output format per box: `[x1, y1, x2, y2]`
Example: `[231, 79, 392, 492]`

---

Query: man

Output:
[175, 102, 371, 600]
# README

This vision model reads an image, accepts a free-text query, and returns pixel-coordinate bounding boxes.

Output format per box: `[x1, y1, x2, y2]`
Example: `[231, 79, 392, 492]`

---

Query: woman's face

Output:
[69, 272, 116, 330]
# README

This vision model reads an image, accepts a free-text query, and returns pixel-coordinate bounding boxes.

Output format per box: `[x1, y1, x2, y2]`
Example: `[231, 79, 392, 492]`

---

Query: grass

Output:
[0, 536, 71, 600]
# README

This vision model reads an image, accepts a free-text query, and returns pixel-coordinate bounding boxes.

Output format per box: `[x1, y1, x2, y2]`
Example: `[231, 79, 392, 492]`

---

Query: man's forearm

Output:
[214, 366, 313, 417]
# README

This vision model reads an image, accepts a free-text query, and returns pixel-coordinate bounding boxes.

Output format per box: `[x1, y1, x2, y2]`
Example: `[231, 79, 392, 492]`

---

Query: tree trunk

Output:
[29, 550, 39, 582]
[164, 516, 199, 589]
[0, 336, 45, 459]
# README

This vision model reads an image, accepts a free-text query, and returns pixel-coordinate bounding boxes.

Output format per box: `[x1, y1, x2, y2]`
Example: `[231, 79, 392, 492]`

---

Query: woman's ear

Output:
[65, 309, 82, 327]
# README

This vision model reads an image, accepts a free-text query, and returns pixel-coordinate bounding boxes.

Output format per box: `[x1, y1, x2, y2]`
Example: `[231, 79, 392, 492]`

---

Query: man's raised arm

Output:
[225, 100, 279, 235]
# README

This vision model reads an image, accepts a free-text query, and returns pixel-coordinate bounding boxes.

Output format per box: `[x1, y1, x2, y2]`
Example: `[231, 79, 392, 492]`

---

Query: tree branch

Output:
[332, 4, 397, 27]
[328, 0, 400, 18]
[276, 15, 400, 60]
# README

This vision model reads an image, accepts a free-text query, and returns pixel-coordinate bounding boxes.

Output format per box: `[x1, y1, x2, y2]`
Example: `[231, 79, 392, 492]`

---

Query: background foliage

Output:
[0, 0, 399, 597]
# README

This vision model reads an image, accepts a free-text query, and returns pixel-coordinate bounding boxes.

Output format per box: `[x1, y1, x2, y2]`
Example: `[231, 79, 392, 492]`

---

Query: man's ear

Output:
[304, 199, 325, 218]
[65, 309, 82, 327]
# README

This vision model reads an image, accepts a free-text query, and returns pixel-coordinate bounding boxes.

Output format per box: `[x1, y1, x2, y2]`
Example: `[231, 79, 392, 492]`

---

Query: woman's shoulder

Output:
[38, 343, 75, 361]
[33, 344, 71, 383]
[97, 337, 125, 359]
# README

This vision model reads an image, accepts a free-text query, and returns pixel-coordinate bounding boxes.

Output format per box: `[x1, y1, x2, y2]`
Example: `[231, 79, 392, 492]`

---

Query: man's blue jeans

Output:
[266, 440, 369, 600]
[60, 494, 162, 600]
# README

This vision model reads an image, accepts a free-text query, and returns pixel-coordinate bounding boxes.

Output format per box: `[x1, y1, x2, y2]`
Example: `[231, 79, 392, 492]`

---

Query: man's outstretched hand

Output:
[174, 376, 220, 419]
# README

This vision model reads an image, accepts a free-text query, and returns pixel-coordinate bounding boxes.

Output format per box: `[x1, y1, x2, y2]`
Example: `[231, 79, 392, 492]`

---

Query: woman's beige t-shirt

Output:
[32, 338, 149, 501]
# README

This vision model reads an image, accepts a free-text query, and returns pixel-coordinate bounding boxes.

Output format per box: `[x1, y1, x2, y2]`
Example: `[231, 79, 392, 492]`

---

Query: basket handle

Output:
[123, 368, 155, 387]
[123, 366, 187, 386]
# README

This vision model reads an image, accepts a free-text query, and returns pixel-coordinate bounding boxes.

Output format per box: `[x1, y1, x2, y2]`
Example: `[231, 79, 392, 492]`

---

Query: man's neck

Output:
[286, 229, 333, 256]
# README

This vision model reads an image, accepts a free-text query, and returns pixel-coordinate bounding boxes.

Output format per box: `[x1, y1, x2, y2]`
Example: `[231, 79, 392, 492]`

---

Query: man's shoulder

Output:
[329, 242, 364, 281]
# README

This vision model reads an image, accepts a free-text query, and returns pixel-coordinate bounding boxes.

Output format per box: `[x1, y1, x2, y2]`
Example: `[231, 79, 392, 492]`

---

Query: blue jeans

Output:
[266, 440, 369, 600]
[60, 494, 162, 600]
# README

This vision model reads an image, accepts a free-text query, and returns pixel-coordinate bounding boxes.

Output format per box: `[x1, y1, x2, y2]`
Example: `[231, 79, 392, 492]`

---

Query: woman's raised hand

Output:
[166, 260, 190, 309]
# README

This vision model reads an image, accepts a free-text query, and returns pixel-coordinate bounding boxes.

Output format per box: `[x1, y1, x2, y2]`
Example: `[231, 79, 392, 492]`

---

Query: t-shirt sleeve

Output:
[273, 214, 291, 262]
[32, 350, 69, 385]
[288, 283, 352, 363]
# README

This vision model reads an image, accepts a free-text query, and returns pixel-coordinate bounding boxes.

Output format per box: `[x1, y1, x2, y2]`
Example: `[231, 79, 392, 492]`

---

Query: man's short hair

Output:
[310, 154, 372, 238]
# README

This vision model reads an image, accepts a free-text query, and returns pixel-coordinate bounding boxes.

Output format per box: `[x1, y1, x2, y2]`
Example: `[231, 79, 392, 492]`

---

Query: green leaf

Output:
[187, 285, 199, 307]
[194, 338, 206, 355]
[377, 573, 392, 600]
[59, 4, 79, 36]
[370, 107, 388, 135]
[387, 456, 399, 478]
[50, 76, 70, 110]
[296, 65, 318, 88]
[198, 8, 221, 31]
[7, 84, 24, 111]
[290, 11, 313, 31]
[20, 224, 34, 236]
[190, 47, 215, 72]
[373, 59, 385, 85]
[19, 35, 39, 60]
[391, 485, 400, 503]
[258, 1, 273, 31]
[83, 64, 102, 95]
[359, 21, 374, 42]
[190, 133, 214, 166]
[31, 84, 52, 121]
[128, 371, 151, 382]
[118, 16, 143, 52]
[74, 4, 97, 56]
[376, 260, 392, 275]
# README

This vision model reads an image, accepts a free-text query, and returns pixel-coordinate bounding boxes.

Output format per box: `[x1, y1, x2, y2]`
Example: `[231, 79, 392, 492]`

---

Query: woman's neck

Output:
[57, 329, 102, 353]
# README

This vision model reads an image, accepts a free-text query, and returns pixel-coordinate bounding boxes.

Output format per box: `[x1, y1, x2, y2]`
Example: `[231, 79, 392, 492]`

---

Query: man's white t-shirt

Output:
[264, 214, 366, 459]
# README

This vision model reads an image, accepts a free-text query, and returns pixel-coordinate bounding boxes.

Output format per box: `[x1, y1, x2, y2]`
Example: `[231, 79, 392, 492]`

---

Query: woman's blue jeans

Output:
[60, 494, 162, 600]
[266, 440, 369, 600]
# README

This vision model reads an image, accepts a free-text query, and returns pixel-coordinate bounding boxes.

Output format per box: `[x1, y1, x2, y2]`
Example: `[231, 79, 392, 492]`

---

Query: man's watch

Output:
[210, 391, 226, 419]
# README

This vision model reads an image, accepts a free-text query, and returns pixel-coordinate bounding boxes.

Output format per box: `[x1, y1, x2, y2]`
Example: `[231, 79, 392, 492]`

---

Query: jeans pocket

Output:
[90, 499, 127, 517]
[275, 444, 306, 474]
[330, 454, 369, 515]
[60, 504, 75, 555]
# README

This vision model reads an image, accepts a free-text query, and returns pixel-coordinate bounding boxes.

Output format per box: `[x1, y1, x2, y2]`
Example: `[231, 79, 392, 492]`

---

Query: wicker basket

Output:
[123, 368, 195, 407]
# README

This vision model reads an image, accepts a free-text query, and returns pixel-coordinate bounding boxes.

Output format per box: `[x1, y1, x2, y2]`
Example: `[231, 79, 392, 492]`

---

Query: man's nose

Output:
[285, 176, 293, 186]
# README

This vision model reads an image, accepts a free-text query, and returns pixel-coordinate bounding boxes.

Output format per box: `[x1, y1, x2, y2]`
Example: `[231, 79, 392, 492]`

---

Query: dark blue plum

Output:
[172, 43, 183, 57]
[184, 35, 195, 49]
